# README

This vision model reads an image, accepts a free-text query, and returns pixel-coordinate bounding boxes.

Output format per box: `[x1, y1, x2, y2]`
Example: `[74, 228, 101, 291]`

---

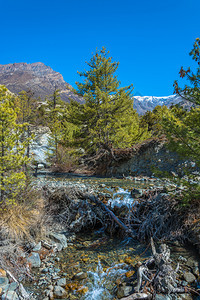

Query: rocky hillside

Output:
[0, 62, 84, 103]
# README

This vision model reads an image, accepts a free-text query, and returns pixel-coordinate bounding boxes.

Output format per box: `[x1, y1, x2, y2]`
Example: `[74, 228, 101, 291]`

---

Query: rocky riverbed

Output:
[0, 175, 200, 299]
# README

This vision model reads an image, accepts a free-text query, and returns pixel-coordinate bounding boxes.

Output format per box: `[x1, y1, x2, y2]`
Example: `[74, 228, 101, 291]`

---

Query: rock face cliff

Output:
[0, 62, 83, 103]
[106, 139, 198, 177]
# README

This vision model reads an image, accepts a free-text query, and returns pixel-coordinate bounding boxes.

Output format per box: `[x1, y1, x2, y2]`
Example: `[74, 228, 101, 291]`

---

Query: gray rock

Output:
[117, 285, 133, 298]
[52, 275, 60, 280]
[53, 285, 67, 298]
[56, 278, 66, 287]
[49, 232, 68, 248]
[41, 267, 49, 273]
[27, 252, 41, 268]
[0, 276, 9, 288]
[32, 241, 42, 251]
[178, 294, 193, 300]
[54, 268, 61, 273]
[183, 272, 196, 283]
[73, 272, 87, 280]
[155, 295, 171, 300]
[1, 291, 19, 300]
[3, 281, 19, 292]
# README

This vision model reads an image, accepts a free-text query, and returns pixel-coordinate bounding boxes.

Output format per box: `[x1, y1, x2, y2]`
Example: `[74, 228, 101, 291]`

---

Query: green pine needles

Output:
[0, 86, 29, 208]
[73, 47, 149, 152]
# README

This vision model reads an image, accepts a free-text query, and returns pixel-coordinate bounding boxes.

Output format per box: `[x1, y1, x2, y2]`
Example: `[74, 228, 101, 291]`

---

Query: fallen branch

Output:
[82, 193, 135, 238]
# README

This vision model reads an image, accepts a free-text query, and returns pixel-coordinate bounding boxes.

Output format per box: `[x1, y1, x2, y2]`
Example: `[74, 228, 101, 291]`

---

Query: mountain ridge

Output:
[0, 62, 191, 113]
[133, 94, 189, 115]
[0, 62, 84, 103]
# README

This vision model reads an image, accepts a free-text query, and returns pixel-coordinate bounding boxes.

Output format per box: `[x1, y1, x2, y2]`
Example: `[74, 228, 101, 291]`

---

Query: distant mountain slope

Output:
[0, 62, 84, 103]
[133, 94, 184, 115]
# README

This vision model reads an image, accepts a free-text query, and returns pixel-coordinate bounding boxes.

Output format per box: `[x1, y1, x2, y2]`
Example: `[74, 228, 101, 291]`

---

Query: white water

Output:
[84, 260, 129, 300]
[107, 187, 138, 208]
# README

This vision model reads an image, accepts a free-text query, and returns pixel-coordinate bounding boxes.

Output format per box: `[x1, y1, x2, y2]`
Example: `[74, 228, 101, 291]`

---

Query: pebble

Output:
[183, 272, 196, 283]
[73, 271, 87, 280]
[53, 285, 67, 298]
[27, 252, 41, 268]
[56, 278, 66, 287]
[32, 241, 42, 251]
[0, 277, 9, 288]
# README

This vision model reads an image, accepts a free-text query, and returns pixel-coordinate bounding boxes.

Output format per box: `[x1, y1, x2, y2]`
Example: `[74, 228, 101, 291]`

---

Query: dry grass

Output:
[0, 187, 46, 241]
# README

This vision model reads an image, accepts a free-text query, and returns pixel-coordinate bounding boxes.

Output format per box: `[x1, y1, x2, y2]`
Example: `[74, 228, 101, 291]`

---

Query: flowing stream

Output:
[29, 174, 200, 299]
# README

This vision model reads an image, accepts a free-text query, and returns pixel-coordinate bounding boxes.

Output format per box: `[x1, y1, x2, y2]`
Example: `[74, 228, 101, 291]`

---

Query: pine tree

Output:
[0, 86, 29, 208]
[75, 47, 149, 152]
[174, 38, 200, 105]
[163, 38, 200, 166]
[46, 88, 64, 163]
[15, 90, 36, 162]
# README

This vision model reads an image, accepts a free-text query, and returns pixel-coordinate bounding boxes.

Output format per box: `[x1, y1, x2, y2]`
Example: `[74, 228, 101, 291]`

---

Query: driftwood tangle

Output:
[82, 192, 135, 238]
[135, 238, 186, 296]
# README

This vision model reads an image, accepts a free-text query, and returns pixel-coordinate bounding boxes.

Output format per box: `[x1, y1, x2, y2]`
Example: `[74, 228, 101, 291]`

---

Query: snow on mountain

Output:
[133, 94, 183, 115]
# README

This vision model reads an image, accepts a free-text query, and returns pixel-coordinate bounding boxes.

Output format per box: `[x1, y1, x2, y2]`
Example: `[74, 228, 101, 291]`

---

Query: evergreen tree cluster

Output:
[0, 40, 199, 208]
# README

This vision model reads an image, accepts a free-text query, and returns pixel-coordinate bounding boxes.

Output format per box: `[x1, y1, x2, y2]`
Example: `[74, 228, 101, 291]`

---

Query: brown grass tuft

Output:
[0, 187, 46, 241]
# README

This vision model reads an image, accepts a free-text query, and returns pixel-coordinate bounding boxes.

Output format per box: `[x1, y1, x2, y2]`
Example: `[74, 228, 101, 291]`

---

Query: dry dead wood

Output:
[135, 238, 186, 295]
[81, 193, 135, 238]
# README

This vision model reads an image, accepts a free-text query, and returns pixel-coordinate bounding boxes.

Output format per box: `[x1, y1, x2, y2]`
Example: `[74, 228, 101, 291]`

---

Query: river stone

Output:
[155, 295, 171, 300]
[3, 281, 19, 292]
[53, 285, 67, 298]
[49, 232, 68, 248]
[1, 291, 19, 300]
[0, 277, 9, 288]
[117, 285, 133, 298]
[178, 294, 193, 300]
[183, 272, 196, 283]
[32, 241, 42, 251]
[27, 252, 41, 268]
[73, 272, 87, 280]
[121, 293, 151, 299]
[56, 278, 66, 287]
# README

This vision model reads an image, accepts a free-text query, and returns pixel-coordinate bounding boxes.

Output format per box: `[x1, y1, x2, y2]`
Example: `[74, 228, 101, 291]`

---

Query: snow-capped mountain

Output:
[133, 94, 184, 115]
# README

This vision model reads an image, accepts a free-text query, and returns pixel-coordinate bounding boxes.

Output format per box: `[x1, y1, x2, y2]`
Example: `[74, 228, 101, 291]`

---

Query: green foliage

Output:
[16, 90, 37, 125]
[140, 105, 169, 136]
[179, 182, 200, 207]
[46, 88, 63, 163]
[161, 38, 200, 166]
[0, 86, 29, 208]
[174, 38, 200, 105]
[72, 47, 149, 152]
[160, 38, 200, 206]
[162, 107, 200, 166]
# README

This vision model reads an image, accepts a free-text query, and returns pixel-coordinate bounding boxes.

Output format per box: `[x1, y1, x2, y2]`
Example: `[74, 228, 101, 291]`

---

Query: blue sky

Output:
[1, 0, 199, 96]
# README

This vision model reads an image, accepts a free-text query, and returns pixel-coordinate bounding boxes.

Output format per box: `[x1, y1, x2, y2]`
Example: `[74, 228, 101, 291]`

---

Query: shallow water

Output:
[30, 174, 200, 299]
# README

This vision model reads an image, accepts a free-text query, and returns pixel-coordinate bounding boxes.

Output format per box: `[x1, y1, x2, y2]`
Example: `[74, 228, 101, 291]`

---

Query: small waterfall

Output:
[108, 187, 138, 208]
[84, 260, 128, 300]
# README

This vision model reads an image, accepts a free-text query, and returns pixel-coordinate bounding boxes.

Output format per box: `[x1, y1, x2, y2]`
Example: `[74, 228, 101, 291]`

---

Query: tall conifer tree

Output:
[75, 48, 148, 151]
[0, 86, 29, 207]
